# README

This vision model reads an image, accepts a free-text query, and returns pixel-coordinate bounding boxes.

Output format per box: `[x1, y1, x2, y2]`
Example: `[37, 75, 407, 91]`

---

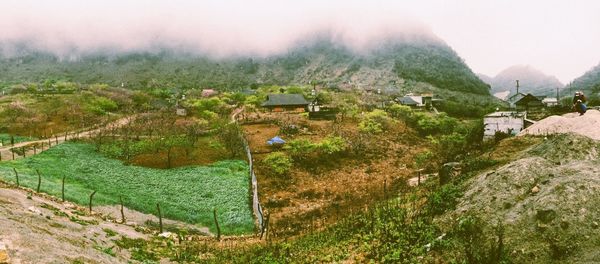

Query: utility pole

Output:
[516, 80, 520, 94]
[569, 82, 572, 95]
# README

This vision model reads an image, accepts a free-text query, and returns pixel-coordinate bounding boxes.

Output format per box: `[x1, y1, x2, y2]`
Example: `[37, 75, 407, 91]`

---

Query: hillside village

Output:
[0, 73, 598, 262]
[2, 2, 600, 263]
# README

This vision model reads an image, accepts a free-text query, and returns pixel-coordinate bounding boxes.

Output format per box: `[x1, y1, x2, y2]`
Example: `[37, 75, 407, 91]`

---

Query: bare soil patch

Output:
[243, 115, 430, 238]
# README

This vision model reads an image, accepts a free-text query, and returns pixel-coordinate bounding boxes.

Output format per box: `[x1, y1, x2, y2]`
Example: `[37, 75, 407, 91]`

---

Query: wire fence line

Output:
[243, 138, 265, 233]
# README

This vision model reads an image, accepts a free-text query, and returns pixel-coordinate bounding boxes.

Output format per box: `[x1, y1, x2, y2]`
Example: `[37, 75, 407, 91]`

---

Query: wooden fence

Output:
[243, 138, 265, 233]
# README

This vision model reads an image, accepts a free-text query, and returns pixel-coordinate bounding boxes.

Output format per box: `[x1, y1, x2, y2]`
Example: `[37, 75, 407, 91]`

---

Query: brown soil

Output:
[129, 144, 229, 169]
[243, 114, 430, 238]
[0, 182, 146, 263]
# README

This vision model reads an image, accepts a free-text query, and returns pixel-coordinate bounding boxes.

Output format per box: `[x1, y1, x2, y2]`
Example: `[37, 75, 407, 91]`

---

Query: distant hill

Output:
[477, 73, 494, 85]
[485, 65, 563, 98]
[571, 62, 600, 95]
[0, 34, 490, 95]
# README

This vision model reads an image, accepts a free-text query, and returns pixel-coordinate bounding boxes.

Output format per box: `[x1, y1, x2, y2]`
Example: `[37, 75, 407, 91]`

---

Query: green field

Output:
[0, 142, 254, 235]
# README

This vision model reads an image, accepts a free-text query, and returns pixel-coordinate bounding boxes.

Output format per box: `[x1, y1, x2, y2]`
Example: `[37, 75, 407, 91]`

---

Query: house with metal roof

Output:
[515, 94, 544, 112]
[395, 93, 434, 108]
[507, 92, 526, 108]
[261, 94, 310, 112]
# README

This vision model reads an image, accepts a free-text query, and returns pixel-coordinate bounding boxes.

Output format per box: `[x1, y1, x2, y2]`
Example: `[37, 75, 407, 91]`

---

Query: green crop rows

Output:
[0, 142, 254, 235]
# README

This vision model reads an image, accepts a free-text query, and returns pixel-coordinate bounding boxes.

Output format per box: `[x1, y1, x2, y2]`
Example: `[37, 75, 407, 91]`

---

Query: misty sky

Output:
[2, 0, 600, 83]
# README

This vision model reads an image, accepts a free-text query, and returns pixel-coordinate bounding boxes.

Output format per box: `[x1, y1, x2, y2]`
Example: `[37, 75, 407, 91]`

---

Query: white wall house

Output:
[542, 98, 558, 107]
[483, 111, 525, 139]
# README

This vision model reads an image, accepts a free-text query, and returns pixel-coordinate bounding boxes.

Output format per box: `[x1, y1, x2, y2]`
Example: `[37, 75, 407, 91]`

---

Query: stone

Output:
[0, 243, 9, 264]
[592, 221, 599, 229]
[158, 231, 173, 238]
[28, 206, 41, 214]
[531, 185, 540, 194]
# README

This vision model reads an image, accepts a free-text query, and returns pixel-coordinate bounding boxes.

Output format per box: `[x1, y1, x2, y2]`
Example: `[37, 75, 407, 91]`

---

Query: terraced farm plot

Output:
[0, 142, 254, 235]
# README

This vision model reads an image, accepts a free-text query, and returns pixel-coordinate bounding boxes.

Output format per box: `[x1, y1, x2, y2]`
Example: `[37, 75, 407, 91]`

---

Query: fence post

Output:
[383, 178, 387, 200]
[22, 147, 26, 158]
[36, 169, 41, 193]
[89, 190, 97, 213]
[13, 168, 19, 187]
[33, 145, 37, 155]
[120, 196, 126, 223]
[55, 135, 58, 144]
[157, 203, 163, 233]
[213, 208, 221, 241]
[261, 212, 270, 240]
[61, 176, 66, 202]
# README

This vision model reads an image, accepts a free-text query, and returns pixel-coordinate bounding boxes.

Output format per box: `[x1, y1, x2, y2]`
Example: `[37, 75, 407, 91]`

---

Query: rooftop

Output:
[485, 111, 525, 118]
[262, 94, 310, 107]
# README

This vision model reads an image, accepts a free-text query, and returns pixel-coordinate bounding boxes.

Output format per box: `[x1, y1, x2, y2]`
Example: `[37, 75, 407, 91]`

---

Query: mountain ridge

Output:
[572, 61, 600, 95]
[0, 33, 491, 95]
[480, 65, 563, 98]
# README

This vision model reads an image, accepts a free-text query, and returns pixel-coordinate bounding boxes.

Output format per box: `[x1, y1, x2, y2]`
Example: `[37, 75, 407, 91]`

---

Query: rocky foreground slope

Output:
[519, 110, 600, 140]
[448, 134, 600, 262]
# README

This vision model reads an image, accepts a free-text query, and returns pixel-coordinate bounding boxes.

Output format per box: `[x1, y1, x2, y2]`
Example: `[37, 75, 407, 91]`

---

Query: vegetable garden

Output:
[0, 142, 254, 235]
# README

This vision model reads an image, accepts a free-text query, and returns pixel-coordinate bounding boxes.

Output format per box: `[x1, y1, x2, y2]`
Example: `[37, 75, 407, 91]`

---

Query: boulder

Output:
[0, 243, 9, 264]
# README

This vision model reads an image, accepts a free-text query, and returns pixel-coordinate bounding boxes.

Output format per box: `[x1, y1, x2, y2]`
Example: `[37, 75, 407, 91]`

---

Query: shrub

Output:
[193, 97, 227, 114]
[263, 152, 292, 176]
[494, 131, 511, 142]
[95, 97, 118, 111]
[387, 104, 413, 120]
[284, 139, 317, 161]
[315, 90, 333, 104]
[279, 124, 300, 135]
[416, 113, 458, 136]
[414, 150, 433, 170]
[86, 97, 118, 114]
[429, 132, 467, 162]
[199, 110, 218, 120]
[359, 109, 390, 134]
[217, 123, 245, 158]
[416, 115, 441, 135]
[426, 183, 462, 215]
[285, 86, 307, 95]
[318, 136, 347, 156]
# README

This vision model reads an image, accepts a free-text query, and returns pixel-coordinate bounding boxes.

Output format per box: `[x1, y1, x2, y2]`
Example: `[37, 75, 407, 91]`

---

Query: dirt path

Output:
[0, 182, 147, 263]
[0, 116, 134, 161]
[230, 106, 245, 123]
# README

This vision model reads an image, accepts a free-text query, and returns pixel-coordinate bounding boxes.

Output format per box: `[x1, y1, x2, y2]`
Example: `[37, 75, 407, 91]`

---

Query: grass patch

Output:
[40, 203, 68, 217]
[103, 228, 118, 237]
[0, 142, 253, 234]
[0, 133, 36, 145]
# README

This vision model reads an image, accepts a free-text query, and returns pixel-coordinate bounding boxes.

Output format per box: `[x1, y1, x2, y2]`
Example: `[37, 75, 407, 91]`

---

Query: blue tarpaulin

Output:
[267, 136, 286, 145]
